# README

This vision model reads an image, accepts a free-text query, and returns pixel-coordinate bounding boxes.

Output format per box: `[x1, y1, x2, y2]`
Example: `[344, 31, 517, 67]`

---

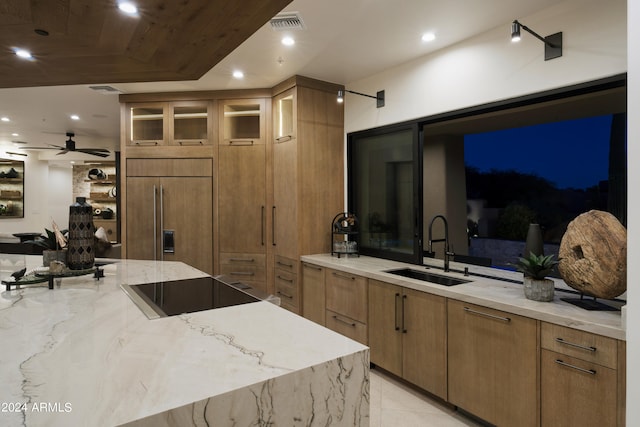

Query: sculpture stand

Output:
[560, 293, 619, 311]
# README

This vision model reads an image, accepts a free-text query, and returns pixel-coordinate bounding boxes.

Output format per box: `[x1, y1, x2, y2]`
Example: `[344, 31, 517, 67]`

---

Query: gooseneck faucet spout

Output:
[427, 215, 454, 272]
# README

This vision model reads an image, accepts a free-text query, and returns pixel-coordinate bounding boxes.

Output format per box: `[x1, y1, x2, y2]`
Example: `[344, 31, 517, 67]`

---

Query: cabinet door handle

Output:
[261, 206, 265, 246]
[333, 315, 356, 328]
[402, 294, 408, 333]
[332, 271, 355, 281]
[555, 337, 597, 352]
[272, 206, 276, 246]
[229, 139, 254, 145]
[178, 140, 203, 145]
[303, 263, 322, 271]
[134, 141, 159, 146]
[275, 135, 292, 143]
[394, 292, 401, 331]
[555, 359, 597, 375]
[463, 306, 511, 323]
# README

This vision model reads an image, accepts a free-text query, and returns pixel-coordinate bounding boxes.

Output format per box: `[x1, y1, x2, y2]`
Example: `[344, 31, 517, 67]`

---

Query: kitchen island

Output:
[0, 255, 369, 427]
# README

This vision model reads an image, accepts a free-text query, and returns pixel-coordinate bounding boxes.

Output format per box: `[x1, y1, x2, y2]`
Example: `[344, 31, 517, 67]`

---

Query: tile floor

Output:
[369, 368, 485, 427]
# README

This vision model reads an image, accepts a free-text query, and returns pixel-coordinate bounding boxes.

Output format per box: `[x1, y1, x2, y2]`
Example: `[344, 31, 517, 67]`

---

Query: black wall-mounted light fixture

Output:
[511, 20, 563, 61]
[337, 89, 385, 108]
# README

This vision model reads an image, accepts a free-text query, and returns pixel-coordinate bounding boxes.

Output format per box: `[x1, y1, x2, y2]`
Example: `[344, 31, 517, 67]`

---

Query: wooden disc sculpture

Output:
[558, 210, 626, 299]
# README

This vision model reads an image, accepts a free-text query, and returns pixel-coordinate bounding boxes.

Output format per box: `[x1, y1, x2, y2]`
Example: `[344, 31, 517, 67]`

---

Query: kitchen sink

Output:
[385, 268, 471, 286]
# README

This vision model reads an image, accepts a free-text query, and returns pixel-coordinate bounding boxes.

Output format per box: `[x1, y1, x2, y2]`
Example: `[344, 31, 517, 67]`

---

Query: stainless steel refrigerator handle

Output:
[153, 185, 157, 262]
[160, 184, 164, 261]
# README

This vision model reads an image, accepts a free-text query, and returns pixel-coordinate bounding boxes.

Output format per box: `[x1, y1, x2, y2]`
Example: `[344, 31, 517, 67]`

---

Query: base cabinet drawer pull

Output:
[229, 258, 255, 263]
[276, 275, 294, 283]
[332, 271, 355, 280]
[276, 291, 293, 299]
[333, 315, 356, 328]
[303, 264, 322, 271]
[229, 271, 255, 276]
[463, 306, 511, 322]
[555, 359, 597, 375]
[134, 141, 159, 146]
[555, 337, 597, 352]
[276, 261, 293, 268]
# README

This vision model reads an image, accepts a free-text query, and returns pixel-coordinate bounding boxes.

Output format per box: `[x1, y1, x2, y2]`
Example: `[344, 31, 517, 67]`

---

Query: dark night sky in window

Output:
[464, 115, 613, 190]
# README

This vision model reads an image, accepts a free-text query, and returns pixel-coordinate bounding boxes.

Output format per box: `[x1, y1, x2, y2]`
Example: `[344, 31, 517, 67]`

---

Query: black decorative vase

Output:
[67, 197, 95, 270]
[523, 223, 544, 257]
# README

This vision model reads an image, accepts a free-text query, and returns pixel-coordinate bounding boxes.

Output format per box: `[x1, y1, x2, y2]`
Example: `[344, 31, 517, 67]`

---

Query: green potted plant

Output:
[514, 252, 559, 302]
[25, 228, 68, 266]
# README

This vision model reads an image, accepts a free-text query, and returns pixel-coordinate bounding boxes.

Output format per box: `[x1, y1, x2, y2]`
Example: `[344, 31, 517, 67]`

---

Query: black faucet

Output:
[427, 214, 454, 272]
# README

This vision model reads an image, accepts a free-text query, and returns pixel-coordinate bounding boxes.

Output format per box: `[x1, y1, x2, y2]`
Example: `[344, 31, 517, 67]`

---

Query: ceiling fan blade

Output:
[56, 150, 70, 156]
[19, 144, 65, 150]
[75, 149, 110, 158]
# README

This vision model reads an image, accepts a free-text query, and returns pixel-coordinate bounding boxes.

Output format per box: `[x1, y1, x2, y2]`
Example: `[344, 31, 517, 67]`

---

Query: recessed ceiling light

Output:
[14, 48, 33, 59]
[281, 36, 295, 46]
[71, 114, 80, 120]
[421, 32, 436, 42]
[232, 70, 244, 79]
[1, 117, 10, 122]
[11, 133, 18, 137]
[118, 1, 138, 15]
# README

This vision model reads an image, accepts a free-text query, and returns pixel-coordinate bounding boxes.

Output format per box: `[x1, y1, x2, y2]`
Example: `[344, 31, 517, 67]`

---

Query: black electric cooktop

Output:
[122, 275, 271, 319]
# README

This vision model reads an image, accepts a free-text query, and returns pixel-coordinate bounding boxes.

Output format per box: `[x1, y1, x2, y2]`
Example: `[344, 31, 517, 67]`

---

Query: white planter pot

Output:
[523, 277, 555, 302]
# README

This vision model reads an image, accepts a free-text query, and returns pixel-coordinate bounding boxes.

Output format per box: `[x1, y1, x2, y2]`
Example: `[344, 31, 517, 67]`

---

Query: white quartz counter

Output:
[0, 255, 368, 426]
[301, 254, 626, 341]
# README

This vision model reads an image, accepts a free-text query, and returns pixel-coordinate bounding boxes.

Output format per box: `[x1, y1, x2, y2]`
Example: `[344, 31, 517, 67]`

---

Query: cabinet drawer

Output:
[325, 269, 367, 323]
[541, 349, 617, 426]
[541, 323, 617, 368]
[326, 309, 367, 345]
[275, 270, 298, 309]
[274, 255, 298, 274]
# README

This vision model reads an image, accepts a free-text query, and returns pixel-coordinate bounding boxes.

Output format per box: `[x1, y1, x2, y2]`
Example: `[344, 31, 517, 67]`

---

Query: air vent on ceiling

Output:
[270, 12, 305, 30]
[89, 85, 121, 94]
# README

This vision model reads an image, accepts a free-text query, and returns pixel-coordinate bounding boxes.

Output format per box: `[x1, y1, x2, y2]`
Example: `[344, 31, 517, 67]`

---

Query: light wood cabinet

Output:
[447, 299, 539, 427]
[172, 100, 212, 146]
[271, 77, 344, 309]
[126, 101, 213, 147]
[219, 98, 265, 145]
[324, 268, 367, 344]
[125, 159, 213, 275]
[368, 279, 446, 399]
[540, 323, 624, 427]
[274, 255, 299, 312]
[301, 262, 325, 325]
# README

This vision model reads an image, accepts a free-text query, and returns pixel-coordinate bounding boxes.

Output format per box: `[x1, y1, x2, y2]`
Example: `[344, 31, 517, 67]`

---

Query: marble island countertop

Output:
[301, 254, 626, 341]
[0, 255, 368, 427]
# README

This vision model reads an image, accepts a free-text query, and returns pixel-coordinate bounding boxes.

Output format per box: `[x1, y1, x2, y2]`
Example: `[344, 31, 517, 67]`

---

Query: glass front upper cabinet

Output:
[0, 158, 24, 218]
[273, 89, 295, 142]
[172, 101, 211, 145]
[129, 103, 166, 146]
[348, 123, 422, 264]
[220, 99, 265, 145]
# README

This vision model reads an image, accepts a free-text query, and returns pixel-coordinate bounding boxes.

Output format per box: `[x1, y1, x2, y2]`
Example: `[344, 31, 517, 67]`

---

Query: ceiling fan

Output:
[20, 132, 110, 158]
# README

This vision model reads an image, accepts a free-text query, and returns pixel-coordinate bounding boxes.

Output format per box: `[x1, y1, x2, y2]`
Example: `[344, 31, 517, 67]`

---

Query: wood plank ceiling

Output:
[0, 0, 293, 88]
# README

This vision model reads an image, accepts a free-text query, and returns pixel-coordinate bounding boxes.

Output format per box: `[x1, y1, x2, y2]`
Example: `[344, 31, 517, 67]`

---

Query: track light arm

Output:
[337, 89, 385, 108]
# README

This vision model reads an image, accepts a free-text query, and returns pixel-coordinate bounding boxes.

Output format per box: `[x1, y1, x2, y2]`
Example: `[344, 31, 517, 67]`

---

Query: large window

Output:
[348, 75, 626, 271]
[464, 113, 627, 270]
[348, 123, 422, 264]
